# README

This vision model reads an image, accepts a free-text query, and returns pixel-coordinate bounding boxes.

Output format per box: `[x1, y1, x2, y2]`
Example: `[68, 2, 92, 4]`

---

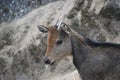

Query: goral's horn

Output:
[55, 19, 59, 27]
[57, 19, 64, 30]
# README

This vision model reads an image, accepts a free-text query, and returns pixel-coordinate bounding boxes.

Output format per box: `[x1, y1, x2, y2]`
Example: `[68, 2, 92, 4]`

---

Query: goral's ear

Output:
[37, 25, 48, 33]
[61, 23, 71, 34]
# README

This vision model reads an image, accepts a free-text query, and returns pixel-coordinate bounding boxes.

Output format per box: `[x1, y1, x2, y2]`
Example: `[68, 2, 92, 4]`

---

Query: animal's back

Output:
[82, 39, 120, 80]
[71, 38, 120, 80]
[86, 38, 120, 48]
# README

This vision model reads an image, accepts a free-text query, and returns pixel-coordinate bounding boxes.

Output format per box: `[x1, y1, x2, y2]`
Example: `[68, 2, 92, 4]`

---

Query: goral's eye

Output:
[56, 40, 63, 45]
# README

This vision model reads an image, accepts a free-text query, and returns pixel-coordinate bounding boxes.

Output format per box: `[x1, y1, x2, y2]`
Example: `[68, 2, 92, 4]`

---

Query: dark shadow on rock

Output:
[100, 0, 120, 20]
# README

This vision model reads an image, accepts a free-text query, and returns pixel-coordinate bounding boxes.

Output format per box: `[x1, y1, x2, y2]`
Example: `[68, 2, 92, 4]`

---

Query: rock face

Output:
[0, 0, 120, 80]
[0, 0, 57, 23]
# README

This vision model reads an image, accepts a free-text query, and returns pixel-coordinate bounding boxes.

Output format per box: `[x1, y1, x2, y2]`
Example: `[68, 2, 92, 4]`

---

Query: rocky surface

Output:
[0, 0, 57, 23]
[0, 0, 120, 80]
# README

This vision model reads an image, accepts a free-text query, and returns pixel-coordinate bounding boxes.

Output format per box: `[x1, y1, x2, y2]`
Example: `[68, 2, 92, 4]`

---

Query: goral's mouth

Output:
[44, 60, 55, 69]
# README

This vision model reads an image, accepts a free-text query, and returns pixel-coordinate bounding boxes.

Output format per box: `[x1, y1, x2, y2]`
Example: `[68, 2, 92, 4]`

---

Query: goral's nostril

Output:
[44, 58, 51, 64]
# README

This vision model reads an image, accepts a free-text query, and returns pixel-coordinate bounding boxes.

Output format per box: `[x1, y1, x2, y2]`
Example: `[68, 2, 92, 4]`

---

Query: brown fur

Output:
[45, 26, 58, 57]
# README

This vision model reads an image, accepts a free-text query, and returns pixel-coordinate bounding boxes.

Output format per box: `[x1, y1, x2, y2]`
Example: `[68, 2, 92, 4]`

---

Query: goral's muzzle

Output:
[43, 56, 54, 65]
